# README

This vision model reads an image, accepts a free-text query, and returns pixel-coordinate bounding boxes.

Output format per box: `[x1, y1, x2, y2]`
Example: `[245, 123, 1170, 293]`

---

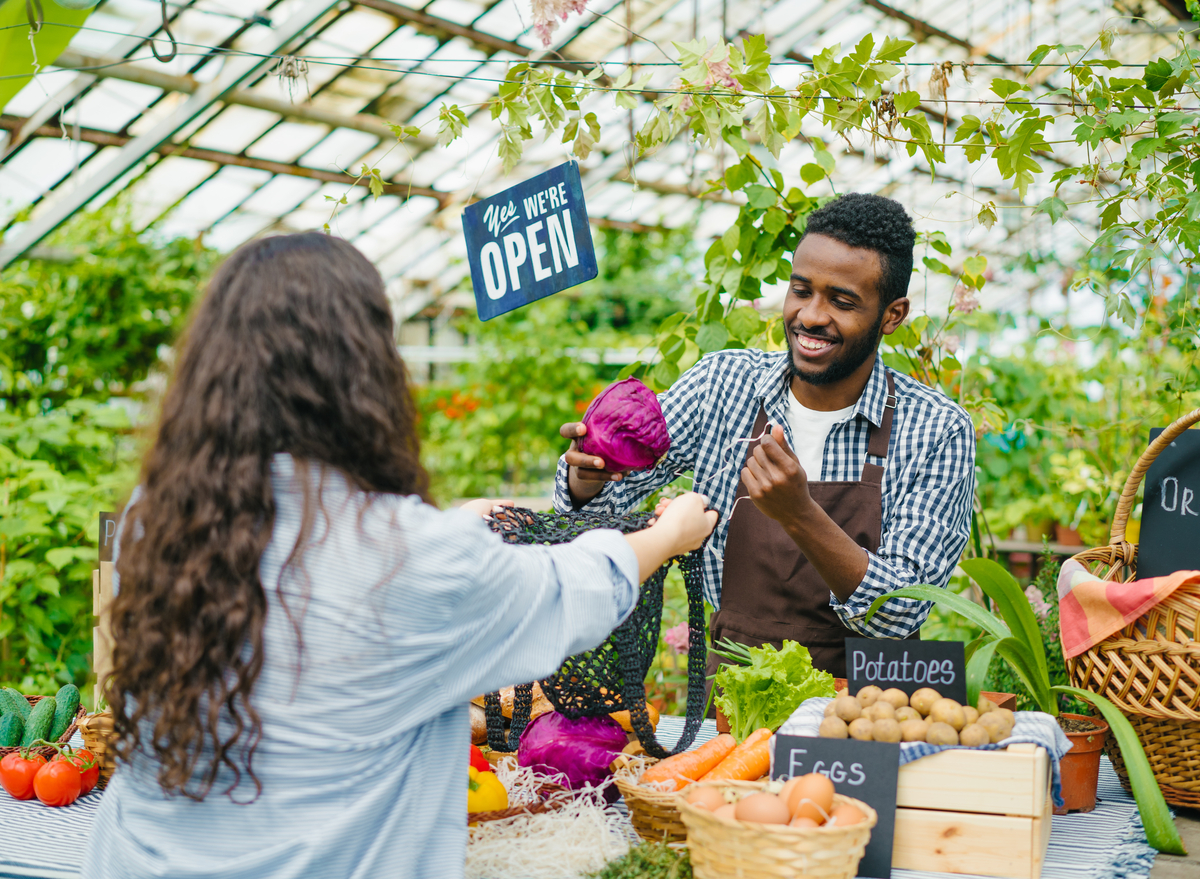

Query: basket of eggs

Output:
[677, 773, 876, 879]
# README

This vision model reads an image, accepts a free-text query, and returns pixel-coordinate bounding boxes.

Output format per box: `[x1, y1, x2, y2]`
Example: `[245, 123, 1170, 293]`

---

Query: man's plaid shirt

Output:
[553, 350, 977, 638]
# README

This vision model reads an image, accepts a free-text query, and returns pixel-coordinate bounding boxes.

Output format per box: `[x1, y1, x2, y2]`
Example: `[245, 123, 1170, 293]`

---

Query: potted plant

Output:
[867, 557, 1185, 855]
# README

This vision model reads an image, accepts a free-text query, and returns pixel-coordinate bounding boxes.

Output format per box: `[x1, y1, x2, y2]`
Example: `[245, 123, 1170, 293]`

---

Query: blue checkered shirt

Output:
[553, 351, 977, 638]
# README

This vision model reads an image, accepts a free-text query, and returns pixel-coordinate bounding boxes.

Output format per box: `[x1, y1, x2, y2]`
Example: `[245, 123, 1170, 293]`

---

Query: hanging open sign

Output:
[462, 161, 598, 321]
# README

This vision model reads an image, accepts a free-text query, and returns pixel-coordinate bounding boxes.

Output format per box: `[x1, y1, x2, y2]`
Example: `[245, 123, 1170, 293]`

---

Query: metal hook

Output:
[151, 0, 178, 63]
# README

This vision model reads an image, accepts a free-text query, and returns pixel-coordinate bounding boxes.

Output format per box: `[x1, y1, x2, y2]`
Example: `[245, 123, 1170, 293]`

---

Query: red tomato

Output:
[469, 744, 490, 774]
[54, 749, 99, 795]
[0, 751, 47, 800]
[33, 760, 81, 806]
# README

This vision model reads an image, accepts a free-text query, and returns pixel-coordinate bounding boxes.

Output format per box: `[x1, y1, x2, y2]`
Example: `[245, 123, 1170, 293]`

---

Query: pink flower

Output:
[703, 58, 742, 92]
[530, 0, 589, 46]
[663, 622, 690, 653]
[942, 334, 961, 356]
[1025, 585, 1051, 621]
[952, 284, 979, 315]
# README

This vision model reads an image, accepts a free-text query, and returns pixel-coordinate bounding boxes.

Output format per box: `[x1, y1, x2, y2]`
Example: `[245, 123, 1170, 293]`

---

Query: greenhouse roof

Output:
[0, 0, 1194, 322]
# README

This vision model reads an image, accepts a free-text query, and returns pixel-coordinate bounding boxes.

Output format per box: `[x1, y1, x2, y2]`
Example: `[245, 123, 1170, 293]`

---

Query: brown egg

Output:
[734, 792, 791, 825]
[789, 815, 820, 829]
[713, 803, 738, 821]
[685, 786, 726, 811]
[827, 803, 866, 827]
[786, 773, 835, 823]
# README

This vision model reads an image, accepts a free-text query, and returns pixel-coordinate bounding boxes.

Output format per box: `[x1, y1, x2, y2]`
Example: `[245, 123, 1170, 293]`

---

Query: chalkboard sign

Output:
[461, 161, 598, 321]
[98, 511, 118, 562]
[773, 735, 900, 879]
[845, 637, 966, 705]
[1138, 428, 1200, 578]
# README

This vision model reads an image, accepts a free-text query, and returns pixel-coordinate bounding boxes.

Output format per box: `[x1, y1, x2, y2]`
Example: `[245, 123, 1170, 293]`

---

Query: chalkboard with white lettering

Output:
[461, 161, 598, 321]
[1137, 427, 1200, 578]
[845, 637, 966, 704]
[773, 735, 900, 879]
[98, 511, 118, 562]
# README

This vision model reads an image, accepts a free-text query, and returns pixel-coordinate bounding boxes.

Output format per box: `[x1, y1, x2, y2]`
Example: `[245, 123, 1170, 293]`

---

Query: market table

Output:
[0, 721, 1163, 879]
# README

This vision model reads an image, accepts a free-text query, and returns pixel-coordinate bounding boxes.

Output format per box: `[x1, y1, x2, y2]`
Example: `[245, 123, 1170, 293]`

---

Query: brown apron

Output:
[707, 371, 913, 703]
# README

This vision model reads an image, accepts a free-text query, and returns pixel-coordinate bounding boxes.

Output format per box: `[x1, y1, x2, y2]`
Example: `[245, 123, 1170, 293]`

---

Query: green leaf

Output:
[1035, 196, 1068, 225]
[745, 185, 777, 209]
[814, 149, 836, 172]
[965, 637, 999, 709]
[650, 359, 680, 388]
[990, 79, 1030, 99]
[800, 163, 827, 185]
[725, 306, 764, 341]
[962, 254, 988, 282]
[977, 202, 998, 229]
[959, 558, 1049, 689]
[658, 334, 685, 363]
[865, 584, 1011, 641]
[763, 207, 787, 236]
[993, 637, 1054, 713]
[1100, 198, 1122, 229]
[696, 322, 729, 353]
[1051, 686, 1186, 855]
[894, 90, 921, 114]
[922, 256, 952, 275]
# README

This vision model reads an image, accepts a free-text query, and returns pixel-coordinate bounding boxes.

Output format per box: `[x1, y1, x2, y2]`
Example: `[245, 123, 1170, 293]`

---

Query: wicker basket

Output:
[467, 781, 569, 824]
[1067, 405, 1200, 807]
[0, 695, 86, 762]
[679, 782, 876, 879]
[612, 755, 688, 842]
[77, 711, 118, 789]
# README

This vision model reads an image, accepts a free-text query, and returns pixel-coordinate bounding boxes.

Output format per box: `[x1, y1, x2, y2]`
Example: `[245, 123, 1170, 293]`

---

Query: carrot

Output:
[699, 727, 773, 782]
[640, 733, 737, 791]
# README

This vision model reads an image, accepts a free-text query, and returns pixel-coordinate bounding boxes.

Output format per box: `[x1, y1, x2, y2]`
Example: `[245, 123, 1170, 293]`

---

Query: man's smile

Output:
[792, 328, 840, 358]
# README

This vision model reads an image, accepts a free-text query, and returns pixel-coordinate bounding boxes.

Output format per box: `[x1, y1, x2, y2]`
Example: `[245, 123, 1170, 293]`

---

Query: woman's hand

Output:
[459, 499, 514, 519]
[650, 493, 718, 555]
[624, 492, 717, 582]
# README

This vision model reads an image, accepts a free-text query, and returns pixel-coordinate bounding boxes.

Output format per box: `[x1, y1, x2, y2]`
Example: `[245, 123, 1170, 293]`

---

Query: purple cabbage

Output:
[517, 712, 628, 792]
[577, 378, 670, 471]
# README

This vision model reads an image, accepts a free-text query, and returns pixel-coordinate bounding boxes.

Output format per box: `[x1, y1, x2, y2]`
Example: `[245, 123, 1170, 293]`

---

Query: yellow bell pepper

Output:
[467, 765, 508, 812]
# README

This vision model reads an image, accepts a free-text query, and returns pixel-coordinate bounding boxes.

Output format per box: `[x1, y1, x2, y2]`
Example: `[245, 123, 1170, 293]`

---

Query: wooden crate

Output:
[892, 744, 1052, 879]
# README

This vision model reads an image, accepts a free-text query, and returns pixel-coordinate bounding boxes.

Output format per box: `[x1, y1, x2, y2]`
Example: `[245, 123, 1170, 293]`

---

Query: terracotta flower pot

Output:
[1055, 713, 1109, 814]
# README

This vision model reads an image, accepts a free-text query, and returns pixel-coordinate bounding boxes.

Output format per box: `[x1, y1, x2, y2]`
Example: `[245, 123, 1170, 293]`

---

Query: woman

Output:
[84, 233, 716, 878]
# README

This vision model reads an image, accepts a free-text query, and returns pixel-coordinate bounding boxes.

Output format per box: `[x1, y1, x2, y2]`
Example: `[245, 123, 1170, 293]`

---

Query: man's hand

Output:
[561, 421, 627, 506]
[459, 498, 514, 518]
[741, 424, 814, 527]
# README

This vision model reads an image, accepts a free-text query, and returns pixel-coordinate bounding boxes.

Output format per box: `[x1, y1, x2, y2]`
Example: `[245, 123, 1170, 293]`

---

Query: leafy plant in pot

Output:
[867, 558, 1185, 854]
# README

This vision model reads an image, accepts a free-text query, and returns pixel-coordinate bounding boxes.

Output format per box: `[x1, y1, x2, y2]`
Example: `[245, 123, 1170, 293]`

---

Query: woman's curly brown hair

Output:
[108, 232, 431, 800]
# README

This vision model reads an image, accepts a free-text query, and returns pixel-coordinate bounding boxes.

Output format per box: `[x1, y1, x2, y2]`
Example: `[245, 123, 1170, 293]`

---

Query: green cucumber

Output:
[1, 688, 30, 721]
[50, 684, 80, 741]
[0, 713, 22, 747]
[20, 696, 55, 747]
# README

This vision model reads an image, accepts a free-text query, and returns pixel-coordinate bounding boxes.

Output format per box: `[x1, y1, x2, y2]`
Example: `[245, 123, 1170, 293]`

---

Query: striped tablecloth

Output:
[0, 722, 1160, 879]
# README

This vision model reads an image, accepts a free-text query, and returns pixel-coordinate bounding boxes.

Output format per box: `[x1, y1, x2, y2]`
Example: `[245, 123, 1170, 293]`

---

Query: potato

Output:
[848, 718, 875, 741]
[881, 688, 909, 709]
[929, 698, 967, 731]
[834, 695, 863, 723]
[836, 688, 849, 699]
[910, 687, 941, 716]
[979, 712, 1012, 744]
[959, 723, 990, 747]
[900, 719, 929, 742]
[872, 718, 902, 743]
[994, 708, 1016, 728]
[976, 697, 998, 715]
[925, 721, 959, 745]
[895, 706, 922, 723]
[819, 717, 850, 739]
[963, 706, 979, 727]
[856, 685, 883, 708]
[865, 701, 895, 722]
[824, 701, 838, 718]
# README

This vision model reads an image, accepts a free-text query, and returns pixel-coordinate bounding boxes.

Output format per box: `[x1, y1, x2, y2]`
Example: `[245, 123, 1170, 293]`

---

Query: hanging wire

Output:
[151, 0, 179, 63]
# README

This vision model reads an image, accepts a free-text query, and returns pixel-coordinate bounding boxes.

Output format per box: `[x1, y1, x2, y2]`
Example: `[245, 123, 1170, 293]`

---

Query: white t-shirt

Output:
[784, 392, 856, 482]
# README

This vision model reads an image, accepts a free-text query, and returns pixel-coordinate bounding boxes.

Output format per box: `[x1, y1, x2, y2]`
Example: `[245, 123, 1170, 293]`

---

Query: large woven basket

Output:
[679, 782, 876, 879]
[612, 755, 688, 842]
[77, 711, 118, 789]
[0, 695, 86, 762]
[1067, 406, 1200, 807]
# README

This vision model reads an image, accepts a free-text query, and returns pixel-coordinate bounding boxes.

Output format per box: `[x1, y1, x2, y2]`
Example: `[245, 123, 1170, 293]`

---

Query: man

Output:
[554, 193, 976, 678]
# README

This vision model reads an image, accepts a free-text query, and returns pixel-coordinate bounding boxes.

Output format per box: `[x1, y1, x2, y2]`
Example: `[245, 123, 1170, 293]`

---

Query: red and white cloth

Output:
[1056, 559, 1200, 659]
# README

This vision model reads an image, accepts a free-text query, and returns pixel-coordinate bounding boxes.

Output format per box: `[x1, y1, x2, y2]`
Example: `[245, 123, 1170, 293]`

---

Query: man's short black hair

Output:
[800, 193, 915, 307]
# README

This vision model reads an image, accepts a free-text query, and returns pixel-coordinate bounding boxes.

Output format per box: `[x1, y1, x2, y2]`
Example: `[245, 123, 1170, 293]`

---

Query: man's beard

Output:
[787, 308, 885, 387]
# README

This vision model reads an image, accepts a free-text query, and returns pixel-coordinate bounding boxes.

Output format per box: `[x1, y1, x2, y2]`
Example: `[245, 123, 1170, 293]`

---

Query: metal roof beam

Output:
[50, 50, 433, 147]
[0, 0, 345, 270]
[0, 115, 447, 203]
[353, 0, 593, 74]
[859, 0, 1015, 69]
